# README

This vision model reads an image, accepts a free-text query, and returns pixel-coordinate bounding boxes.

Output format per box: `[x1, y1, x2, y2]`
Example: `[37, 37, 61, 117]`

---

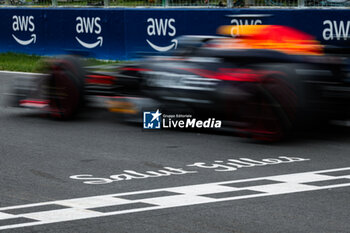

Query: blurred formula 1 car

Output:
[9, 25, 350, 141]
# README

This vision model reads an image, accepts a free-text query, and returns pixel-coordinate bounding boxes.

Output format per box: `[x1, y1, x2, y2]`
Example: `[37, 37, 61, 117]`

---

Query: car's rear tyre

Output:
[45, 56, 85, 119]
[244, 79, 291, 141]
[235, 65, 299, 141]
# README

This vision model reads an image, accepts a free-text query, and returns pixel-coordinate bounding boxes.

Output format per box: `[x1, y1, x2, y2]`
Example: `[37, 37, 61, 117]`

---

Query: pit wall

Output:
[0, 8, 349, 60]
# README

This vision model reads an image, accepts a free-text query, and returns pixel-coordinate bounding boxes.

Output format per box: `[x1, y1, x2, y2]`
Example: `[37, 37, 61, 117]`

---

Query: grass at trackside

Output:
[0, 52, 118, 73]
[0, 52, 43, 73]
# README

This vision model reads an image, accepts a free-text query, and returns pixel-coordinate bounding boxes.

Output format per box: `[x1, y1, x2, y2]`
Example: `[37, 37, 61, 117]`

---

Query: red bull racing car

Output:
[9, 25, 350, 141]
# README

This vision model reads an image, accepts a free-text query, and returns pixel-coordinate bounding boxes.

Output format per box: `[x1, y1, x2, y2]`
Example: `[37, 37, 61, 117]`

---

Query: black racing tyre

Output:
[248, 79, 292, 141]
[235, 85, 289, 141]
[236, 64, 300, 141]
[45, 56, 85, 119]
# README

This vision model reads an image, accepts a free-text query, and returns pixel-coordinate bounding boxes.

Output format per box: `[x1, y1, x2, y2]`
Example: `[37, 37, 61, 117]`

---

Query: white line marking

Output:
[168, 183, 239, 195]
[0, 212, 16, 220]
[0, 167, 349, 230]
[0, 70, 44, 76]
[269, 173, 333, 183]
[57, 196, 132, 209]
[23, 208, 102, 222]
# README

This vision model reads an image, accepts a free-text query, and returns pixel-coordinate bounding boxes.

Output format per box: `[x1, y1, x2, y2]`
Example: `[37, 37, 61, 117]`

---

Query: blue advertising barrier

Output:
[0, 8, 126, 59]
[0, 8, 349, 60]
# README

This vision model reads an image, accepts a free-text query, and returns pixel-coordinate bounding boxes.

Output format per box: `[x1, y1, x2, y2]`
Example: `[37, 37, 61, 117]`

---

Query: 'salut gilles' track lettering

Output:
[70, 156, 310, 185]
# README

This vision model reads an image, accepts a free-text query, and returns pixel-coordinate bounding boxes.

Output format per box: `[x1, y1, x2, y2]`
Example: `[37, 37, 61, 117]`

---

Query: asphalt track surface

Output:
[0, 72, 350, 233]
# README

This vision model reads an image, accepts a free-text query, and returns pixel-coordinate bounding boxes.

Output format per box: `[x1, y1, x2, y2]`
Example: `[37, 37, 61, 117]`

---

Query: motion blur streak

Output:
[6, 25, 350, 141]
[217, 25, 324, 55]
[179, 68, 262, 82]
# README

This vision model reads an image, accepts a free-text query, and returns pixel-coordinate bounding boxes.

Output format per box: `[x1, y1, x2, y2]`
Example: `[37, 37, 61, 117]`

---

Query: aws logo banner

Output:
[323, 20, 350, 41]
[146, 18, 177, 52]
[12, 15, 36, 46]
[75, 16, 103, 49]
[230, 18, 262, 37]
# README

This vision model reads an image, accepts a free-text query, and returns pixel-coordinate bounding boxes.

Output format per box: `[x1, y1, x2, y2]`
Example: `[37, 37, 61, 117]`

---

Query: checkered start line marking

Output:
[1, 167, 350, 230]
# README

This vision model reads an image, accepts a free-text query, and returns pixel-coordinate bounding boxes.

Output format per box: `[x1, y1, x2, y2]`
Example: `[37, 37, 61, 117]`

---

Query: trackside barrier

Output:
[0, 8, 349, 60]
